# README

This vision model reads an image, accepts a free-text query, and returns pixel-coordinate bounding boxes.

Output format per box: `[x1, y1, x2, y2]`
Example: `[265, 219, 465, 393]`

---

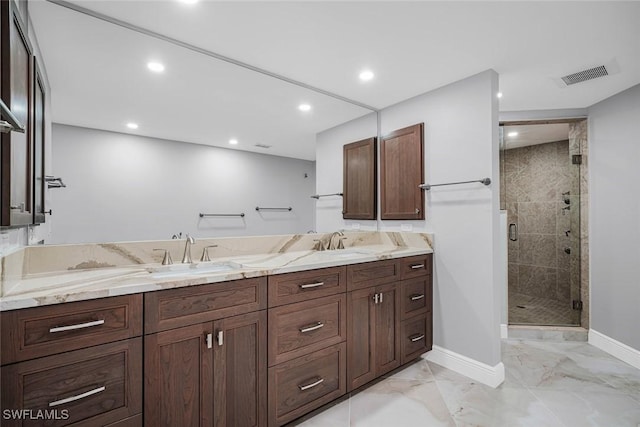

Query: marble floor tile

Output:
[436, 381, 565, 427]
[296, 339, 640, 427]
[349, 379, 455, 427]
[530, 388, 640, 427]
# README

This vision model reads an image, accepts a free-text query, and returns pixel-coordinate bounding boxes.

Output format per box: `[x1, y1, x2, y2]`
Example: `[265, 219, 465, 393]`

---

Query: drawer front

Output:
[400, 276, 432, 320]
[399, 254, 432, 280]
[268, 294, 346, 366]
[268, 343, 346, 426]
[1, 294, 143, 365]
[347, 259, 398, 291]
[268, 266, 347, 307]
[144, 277, 267, 333]
[401, 313, 432, 365]
[1, 338, 142, 427]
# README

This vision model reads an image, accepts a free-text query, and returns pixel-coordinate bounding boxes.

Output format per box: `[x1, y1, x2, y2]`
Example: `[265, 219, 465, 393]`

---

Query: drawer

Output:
[399, 254, 432, 280]
[268, 266, 347, 307]
[400, 276, 432, 320]
[1, 294, 143, 365]
[268, 294, 346, 366]
[1, 338, 142, 427]
[347, 259, 398, 291]
[268, 342, 346, 426]
[401, 313, 432, 365]
[144, 277, 267, 333]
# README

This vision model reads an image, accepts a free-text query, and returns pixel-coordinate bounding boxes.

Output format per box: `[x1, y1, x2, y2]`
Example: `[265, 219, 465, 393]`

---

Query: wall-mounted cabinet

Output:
[1, 0, 34, 227]
[380, 123, 425, 220]
[343, 137, 377, 220]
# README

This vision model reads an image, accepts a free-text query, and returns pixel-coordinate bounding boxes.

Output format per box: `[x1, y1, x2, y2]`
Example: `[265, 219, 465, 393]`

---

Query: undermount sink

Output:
[149, 262, 241, 279]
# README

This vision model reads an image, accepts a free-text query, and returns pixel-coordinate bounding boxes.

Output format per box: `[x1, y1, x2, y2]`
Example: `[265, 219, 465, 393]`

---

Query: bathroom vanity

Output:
[0, 232, 433, 426]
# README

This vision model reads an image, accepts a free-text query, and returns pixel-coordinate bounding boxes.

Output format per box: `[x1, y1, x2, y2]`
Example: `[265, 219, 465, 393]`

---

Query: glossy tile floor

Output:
[294, 340, 640, 427]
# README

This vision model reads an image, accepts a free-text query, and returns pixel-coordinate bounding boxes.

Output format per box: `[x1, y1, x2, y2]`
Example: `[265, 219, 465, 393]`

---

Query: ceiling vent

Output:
[554, 58, 620, 88]
[254, 143, 272, 149]
[561, 65, 608, 86]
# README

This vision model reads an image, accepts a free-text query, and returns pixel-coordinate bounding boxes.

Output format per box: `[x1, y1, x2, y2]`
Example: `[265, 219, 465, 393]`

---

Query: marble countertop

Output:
[0, 244, 432, 311]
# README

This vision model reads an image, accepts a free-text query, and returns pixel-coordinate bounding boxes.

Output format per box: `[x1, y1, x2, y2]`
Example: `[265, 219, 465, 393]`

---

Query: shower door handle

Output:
[509, 223, 518, 241]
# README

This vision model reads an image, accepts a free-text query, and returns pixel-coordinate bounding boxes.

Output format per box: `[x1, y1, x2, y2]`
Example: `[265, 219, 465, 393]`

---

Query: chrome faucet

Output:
[182, 234, 195, 263]
[327, 231, 345, 250]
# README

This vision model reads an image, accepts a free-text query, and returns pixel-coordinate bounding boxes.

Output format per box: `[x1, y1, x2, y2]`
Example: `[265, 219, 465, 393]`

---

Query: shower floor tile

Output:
[509, 292, 576, 325]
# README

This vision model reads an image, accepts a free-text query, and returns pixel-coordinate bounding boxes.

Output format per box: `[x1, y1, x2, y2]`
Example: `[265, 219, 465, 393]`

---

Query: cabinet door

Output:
[1, 1, 33, 226]
[213, 311, 267, 427]
[380, 123, 424, 220]
[375, 283, 401, 376]
[346, 287, 376, 391]
[145, 323, 214, 427]
[343, 137, 377, 220]
[32, 62, 46, 224]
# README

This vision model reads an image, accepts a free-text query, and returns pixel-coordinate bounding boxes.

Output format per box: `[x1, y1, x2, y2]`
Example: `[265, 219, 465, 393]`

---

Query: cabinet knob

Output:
[415, 208, 420, 214]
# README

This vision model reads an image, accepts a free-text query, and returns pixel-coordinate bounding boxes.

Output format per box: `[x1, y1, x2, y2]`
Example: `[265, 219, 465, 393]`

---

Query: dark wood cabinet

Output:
[1, 338, 142, 427]
[346, 282, 400, 391]
[145, 313, 268, 427]
[213, 311, 267, 427]
[1, 0, 34, 227]
[343, 137, 377, 220]
[145, 322, 214, 427]
[380, 123, 425, 220]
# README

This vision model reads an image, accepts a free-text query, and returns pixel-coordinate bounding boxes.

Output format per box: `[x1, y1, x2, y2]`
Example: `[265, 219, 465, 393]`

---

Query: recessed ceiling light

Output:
[229, 139, 238, 145]
[298, 104, 311, 112]
[147, 62, 165, 73]
[508, 131, 518, 137]
[497, 92, 503, 98]
[359, 70, 375, 81]
[126, 122, 139, 130]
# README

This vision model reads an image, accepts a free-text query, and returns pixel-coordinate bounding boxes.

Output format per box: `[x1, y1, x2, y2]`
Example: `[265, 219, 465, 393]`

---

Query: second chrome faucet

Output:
[182, 234, 195, 263]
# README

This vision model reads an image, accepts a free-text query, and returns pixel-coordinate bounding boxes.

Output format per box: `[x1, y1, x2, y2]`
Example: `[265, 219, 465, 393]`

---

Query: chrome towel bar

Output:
[310, 193, 343, 199]
[199, 213, 245, 218]
[419, 178, 491, 191]
[255, 206, 292, 211]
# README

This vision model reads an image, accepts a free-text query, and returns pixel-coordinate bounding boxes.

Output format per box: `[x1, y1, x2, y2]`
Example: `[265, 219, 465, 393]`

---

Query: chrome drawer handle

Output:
[298, 377, 324, 391]
[300, 282, 324, 289]
[410, 294, 425, 301]
[299, 322, 324, 333]
[49, 319, 105, 333]
[49, 386, 106, 407]
[410, 334, 425, 342]
[410, 264, 425, 269]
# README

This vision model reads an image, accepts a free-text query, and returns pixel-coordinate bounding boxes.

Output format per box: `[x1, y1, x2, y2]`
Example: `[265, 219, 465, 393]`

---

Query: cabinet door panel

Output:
[343, 137, 377, 219]
[375, 283, 401, 376]
[145, 323, 214, 427]
[380, 123, 424, 220]
[346, 287, 376, 391]
[213, 311, 267, 427]
[1, 2, 33, 226]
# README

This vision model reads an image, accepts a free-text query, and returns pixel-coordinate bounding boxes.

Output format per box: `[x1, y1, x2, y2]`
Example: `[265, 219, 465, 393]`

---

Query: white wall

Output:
[316, 70, 502, 367]
[50, 124, 316, 244]
[588, 83, 640, 350]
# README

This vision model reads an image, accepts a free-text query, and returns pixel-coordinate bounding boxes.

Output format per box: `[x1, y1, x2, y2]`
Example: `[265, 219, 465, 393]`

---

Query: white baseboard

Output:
[425, 345, 505, 388]
[500, 324, 509, 339]
[589, 329, 640, 370]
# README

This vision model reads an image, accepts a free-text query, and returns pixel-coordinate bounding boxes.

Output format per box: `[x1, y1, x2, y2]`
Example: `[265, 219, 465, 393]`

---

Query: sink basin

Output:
[149, 262, 240, 279]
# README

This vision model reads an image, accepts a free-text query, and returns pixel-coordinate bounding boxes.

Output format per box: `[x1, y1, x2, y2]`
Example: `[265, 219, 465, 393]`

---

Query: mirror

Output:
[28, 1, 376, 244]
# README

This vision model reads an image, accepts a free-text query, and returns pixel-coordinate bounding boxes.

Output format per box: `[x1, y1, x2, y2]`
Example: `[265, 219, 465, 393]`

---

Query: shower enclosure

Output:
[500, 121, 585, 326]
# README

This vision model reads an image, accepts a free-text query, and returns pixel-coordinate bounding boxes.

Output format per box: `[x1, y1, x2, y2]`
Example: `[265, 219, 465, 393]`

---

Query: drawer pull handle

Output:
[49, 386, 106, 407]
[410, 294, 425, 301]
[410, 334, 425, 342]
[410, 264, 425, 269]
[299, 322, 324, 333]
[217, 331, 224, 346]
[206, 333, 213, 349]
[298, 377, 324, 391]
[300, 282, 324, 289]
[49, 319, 105, 333]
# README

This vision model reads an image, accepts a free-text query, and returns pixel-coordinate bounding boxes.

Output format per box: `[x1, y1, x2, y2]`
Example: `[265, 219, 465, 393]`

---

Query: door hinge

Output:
[572, 154, 583, 165]
[572, 300, 583, 310]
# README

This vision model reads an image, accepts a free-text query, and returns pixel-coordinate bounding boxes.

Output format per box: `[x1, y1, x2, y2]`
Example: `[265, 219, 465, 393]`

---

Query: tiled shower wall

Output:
[503, 140, 579, 309]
